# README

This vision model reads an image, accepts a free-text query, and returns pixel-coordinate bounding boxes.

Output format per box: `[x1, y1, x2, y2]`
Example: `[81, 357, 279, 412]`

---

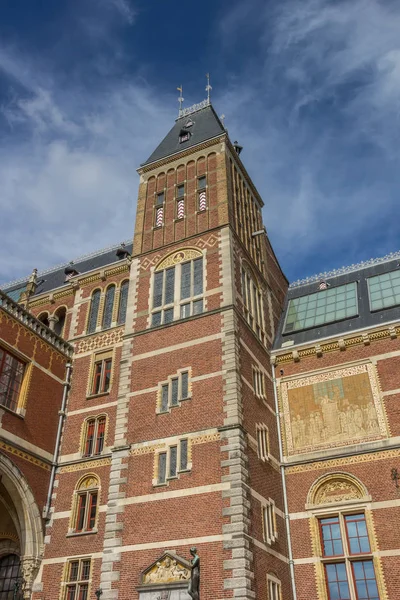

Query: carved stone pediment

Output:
[142, 552, 191, 586]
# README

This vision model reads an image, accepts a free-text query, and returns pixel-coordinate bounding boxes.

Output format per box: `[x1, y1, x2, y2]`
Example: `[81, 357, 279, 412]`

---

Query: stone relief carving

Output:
[281, 363, 387, 455]
[144, 556, 190, 585]
[313, 478, 364, 505]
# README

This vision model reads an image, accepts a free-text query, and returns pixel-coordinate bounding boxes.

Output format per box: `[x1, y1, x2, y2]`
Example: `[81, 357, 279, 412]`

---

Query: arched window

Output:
[72, 476, 99, 533]
[102, 285, 116, 330]
[54, 306, 67, 337]
[241, 265, 265, 344]
[83, 416, 106, 457]
[0, 554, 20, 597]
[151, 250, 204, 327]
[87, 290, 101, 334]
[38, 312, 50, 328]
[117, 280, 129, 325]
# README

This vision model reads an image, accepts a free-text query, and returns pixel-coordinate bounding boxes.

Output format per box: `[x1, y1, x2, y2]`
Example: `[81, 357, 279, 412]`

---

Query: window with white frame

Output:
[159, 370, 190, 412]
[267, 574, 281, 600]
[253, 367, 265, 398]
[318, 511, 379, 600]
[256, 424, 269, 461]
[151, 254, 204, 326]
[156, 439, 189, 485]
[262, 499, 277, 544]
[241, 266, 265, 344]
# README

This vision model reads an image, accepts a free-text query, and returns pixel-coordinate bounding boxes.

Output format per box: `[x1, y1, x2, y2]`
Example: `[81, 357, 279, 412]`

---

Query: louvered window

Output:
[87, 290, 101, 333]
[102, 285, 115, 329]
[117, 280, 129, 325]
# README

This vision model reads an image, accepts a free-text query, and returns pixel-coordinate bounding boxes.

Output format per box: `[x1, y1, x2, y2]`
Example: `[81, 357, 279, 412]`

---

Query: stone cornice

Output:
[271, 322, 400, 365]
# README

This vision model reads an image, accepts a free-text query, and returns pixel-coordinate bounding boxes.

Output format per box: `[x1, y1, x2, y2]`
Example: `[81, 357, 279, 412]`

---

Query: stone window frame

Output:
[252, 366, 266, 399]
[241, 261, 266, 345]
[256, 423, 270, 462]
[68, 475, 100, 537]
[80, 414, 108, 458]
[262, 498, 278, 545]
[312, 507, 381, 600]
[153, 438, 192, 487]
[267, 572, 282, 600]
[60, 556, 92, 600]
[156, 367, 192, 414]
[85, 280, 129, 335]
[149, 248, 206, 328]
[0, 342, 33, 418]
[86, 349, 114, 399]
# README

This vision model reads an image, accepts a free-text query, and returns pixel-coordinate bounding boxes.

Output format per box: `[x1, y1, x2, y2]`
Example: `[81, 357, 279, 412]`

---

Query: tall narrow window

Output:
[73, 477, 99, 533]
[64, 558, 91, 600]
[152, 267, 175, 326]
[256, 424, 269, 462]
[180, 439, 188, 471]
[267, 575, 281, 600]
[176, 184, 185, 219]
[198, 176, 207, 211]
[156, 440, 190, 485]
[102, 285, 116, 329]
[0, 555, 20, 597]
[169, 446, 178, 477]
[0, 348, 25, 412]
[87, 290, 101, 333]
[158, 452, 167, 484]
[263, 500, 277, 544]
[253, 367, 265, 398]
[241, 266, 265, 344]
[319, 512, 379, 600]
[117, 280, 129, 325]
[158, 370, 191, 412]
[180, 258, 203, 318]
[91, 353, 112, 395]
[155, 192, 164, 227]
[83, 416, 106, 457]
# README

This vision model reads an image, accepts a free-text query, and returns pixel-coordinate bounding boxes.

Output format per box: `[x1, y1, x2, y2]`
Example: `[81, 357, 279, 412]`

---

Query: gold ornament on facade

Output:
[155, 248, 203, 272]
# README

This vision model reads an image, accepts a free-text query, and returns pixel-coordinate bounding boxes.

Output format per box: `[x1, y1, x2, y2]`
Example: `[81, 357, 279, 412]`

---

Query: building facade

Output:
[1, 99, 399, 600]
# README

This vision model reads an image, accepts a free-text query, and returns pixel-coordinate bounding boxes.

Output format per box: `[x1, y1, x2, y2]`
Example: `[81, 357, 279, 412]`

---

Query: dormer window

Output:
[179, 129, 190, 143]
[64, 264, 79, 281]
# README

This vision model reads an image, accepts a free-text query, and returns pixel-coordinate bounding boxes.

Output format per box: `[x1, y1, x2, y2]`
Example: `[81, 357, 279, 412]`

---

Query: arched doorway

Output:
[0, 454, 44, 599]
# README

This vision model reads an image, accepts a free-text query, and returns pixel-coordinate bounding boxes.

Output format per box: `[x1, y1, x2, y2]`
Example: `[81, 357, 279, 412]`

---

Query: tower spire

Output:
[205, 73, 212, 104]
[177, 85, 184, 115]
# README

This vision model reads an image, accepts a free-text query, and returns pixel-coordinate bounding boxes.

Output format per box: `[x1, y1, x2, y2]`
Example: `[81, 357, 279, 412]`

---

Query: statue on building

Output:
[187, 547, 200, 600]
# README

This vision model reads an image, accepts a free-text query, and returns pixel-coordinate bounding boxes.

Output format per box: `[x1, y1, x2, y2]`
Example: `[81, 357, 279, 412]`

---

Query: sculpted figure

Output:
[188, 547, 200, 600]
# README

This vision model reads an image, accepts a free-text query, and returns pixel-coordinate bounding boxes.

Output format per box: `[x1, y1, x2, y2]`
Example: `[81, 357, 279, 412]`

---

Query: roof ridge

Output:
[289, 250, 400, 289]
[2, 239, 132, 290]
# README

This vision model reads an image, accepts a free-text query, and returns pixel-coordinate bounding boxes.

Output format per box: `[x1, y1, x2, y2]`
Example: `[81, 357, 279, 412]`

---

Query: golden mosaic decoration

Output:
[0, 442, 50, 471]
[155, 248, 203, 272]
[59, 458, 111, 473]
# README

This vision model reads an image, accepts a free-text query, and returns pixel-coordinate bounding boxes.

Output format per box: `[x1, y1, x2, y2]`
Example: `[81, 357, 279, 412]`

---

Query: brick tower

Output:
[26, 99, 290, 600]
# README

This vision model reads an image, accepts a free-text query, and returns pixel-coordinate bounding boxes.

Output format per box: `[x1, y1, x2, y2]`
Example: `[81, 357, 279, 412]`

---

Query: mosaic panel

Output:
[281, 363, 387, 455]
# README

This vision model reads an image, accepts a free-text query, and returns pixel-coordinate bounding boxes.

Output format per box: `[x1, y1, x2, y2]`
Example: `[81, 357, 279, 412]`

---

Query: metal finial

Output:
[206, 73, 212, 103]
[177, 85, 184, 114]
[220, 114, 225, 127]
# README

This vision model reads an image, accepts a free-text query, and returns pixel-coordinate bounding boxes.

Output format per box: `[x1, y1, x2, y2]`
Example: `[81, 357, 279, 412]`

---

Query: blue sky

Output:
[1, 0, 400, 286]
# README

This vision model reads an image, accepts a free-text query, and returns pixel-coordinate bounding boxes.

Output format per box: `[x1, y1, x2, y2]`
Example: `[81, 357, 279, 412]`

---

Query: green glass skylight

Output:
[368, 270, 400, 311]
[284, 282, 358, 334]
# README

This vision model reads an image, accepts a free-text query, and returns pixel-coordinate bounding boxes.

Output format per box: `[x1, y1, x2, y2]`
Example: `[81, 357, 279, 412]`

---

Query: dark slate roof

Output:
[142, 104, 226, 166]
[2, 241, 133, 299]
[274, 253, 400, 350]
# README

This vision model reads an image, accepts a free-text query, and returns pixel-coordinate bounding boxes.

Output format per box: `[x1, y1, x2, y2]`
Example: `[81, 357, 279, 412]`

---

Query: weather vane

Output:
[206, 73, 212, 103]
[177, 85, 184, 114]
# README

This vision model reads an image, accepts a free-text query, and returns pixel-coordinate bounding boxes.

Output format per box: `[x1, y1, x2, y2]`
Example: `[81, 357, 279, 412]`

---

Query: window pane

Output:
[180, 439, 188, 470]
[164, 308, 174, 324]
[81, 560, 91, 580]
[156, 192, 164, 206]
[169, 446, 177, 477]
[181, 372, 189, 399]
[198, 176, 206, 189]
[177, 184, 184, 197]
[352, 560, 379, 600]
[325, 563, 350, 600]
[180, 303, 190, 319]
[158, 453, 167, 483]
[95, 418, 106, 454]
[368, 270, 400, 311]
[87, 290, 100, 333]
[93, 362, 102, 395]
[0, 350, 25, 411]
[102, 285, 116, 329]
[153, 272, 163, 308]
[69, 561, 79, 581]
[88, 492, 97, 529]
[152, 311, 162, 327]
[164, 268, 175, 305]
[345, 514, 370, 554]
[79, 584, 89, 600]
[193, 258, 203, 296]
[85, 420, 95, 456]
[193, 299, 203, 315]
[76, 494, 87, 530]
[117, 281, 129, 325]
[171, 378, 179, 406]
[181, 262, 191, 299]
[320, 517, 343, 556]
[103, 359, 112, 392]
[161, 384, 169, 412]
